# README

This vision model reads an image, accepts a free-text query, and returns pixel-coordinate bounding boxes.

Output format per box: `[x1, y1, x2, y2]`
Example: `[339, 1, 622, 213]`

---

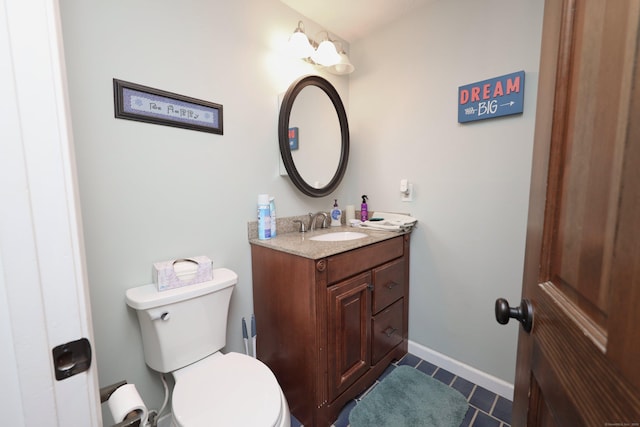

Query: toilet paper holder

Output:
[100, 381, 145, 427]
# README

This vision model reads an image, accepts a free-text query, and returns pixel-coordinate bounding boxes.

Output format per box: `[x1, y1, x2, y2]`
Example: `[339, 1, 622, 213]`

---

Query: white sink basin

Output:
[309, 231, 368, 242]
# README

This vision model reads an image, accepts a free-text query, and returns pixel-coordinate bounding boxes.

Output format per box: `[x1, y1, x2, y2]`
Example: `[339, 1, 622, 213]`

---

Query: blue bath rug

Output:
[348, 365, 468, 427]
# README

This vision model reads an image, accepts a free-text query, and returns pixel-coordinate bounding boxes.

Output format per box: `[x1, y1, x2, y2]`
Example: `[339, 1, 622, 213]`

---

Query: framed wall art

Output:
[113, 79, 223, 134]
[457, 70, 525, 123]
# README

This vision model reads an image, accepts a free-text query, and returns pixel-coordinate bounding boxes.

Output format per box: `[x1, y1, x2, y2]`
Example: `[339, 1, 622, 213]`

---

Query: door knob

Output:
[495, 298, 534, 333]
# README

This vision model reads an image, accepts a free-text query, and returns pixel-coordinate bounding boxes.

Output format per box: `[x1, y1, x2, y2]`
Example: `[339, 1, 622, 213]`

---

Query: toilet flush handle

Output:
[148, 309, 171, 321]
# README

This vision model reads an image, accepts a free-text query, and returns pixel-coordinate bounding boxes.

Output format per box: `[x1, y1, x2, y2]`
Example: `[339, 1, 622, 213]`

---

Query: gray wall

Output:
[59, 1, 348, 423]
[59, 0, 543, 423]
[347, 0, 544, 382]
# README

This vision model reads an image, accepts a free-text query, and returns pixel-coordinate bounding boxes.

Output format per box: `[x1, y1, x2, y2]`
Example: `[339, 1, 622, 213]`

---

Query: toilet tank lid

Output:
[125, 267, 238, 310]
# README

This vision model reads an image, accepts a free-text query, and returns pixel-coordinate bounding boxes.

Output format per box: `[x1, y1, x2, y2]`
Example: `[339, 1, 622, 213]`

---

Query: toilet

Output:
[125, 268, 290, 427]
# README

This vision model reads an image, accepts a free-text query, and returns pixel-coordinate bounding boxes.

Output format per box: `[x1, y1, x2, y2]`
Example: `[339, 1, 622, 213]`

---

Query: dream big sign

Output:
[458, 70, 525, 123]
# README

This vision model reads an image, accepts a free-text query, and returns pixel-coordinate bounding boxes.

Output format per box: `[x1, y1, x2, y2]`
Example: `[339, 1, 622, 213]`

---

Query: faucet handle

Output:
[293, 219, 306, 232]
[308, 212, 316, 230]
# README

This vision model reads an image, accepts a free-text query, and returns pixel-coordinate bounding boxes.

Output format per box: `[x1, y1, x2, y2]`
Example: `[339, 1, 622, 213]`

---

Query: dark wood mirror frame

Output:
[278, 75, 350, 197]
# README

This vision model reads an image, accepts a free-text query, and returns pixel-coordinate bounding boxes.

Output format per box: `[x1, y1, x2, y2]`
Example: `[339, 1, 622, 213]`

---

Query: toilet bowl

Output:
[170, 352, 290, 427]
[125, 268, 290, 427]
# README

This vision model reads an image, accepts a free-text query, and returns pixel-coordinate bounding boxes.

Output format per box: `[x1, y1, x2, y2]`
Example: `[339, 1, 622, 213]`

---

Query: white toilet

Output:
[125, 268, 290, 427]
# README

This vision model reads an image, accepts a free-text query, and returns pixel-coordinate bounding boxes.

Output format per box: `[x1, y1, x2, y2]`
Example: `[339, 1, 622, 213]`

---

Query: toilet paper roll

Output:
[108, 384, 148, 426]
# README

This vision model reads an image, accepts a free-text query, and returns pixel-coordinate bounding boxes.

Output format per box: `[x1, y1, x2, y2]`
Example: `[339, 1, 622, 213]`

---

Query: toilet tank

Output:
[126, 268, 238, 373]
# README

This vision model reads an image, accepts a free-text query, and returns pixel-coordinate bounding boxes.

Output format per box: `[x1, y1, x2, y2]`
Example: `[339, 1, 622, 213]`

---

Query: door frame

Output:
[1, 0, 101, 424]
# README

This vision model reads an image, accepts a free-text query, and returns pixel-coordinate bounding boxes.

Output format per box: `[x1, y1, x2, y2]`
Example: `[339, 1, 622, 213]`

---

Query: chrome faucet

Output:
[308, 212, 328, 231]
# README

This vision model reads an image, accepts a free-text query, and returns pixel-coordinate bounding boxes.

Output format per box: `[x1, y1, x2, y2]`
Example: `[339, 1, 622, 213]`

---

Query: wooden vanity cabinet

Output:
[250, 234, 410, 426]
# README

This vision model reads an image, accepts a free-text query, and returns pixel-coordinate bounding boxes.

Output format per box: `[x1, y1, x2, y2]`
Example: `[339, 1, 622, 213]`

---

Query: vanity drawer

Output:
[372, 258, 405, 314]
[371, 299, 404, 365]
[327, 236, 404, 284]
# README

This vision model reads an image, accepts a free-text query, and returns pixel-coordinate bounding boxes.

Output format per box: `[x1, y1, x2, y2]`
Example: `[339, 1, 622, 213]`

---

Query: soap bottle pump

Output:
[360, 195, 369, 222]
[330, 199, 342, 227]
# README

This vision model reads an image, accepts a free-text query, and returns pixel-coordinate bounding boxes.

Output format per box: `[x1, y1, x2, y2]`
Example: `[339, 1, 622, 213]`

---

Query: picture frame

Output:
[113, 79, 223, 135]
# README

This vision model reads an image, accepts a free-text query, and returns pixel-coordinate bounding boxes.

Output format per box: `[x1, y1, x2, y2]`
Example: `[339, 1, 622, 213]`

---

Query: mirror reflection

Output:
[289, 86, 342, 188]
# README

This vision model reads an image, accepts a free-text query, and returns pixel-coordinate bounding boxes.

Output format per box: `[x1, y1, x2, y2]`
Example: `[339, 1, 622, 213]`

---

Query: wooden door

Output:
[327, 271, 372, 402]
[510, 0, 640, 425]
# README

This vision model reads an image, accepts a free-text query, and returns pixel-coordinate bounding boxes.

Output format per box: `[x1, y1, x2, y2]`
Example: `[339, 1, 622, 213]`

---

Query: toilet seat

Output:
[172, 352, 283, 427]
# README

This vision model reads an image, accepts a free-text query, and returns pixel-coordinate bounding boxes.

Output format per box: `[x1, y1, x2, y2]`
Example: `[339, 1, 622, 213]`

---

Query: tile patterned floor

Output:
[290, 353, 512, 427]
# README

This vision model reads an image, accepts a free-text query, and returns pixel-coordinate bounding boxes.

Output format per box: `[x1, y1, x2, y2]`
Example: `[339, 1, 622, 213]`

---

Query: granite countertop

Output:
[249, 225, 407, 260]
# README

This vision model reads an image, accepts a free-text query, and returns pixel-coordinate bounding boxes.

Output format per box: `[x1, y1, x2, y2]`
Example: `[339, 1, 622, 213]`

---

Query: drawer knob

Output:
[386, 281, 400, 290]
[384, 327, 398, 337]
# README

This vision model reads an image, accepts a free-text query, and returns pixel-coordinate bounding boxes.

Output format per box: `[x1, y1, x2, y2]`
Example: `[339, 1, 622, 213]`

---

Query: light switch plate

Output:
[401, 183, 413, 202]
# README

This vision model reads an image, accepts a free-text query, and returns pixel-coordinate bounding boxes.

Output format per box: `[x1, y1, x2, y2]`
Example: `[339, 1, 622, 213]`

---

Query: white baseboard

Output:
[407, 340, 514, 401]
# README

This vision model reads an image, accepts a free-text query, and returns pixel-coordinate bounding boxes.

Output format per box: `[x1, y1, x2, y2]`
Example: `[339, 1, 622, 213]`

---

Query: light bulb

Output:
[288, 31, 314, 59]
[312, 40, 340, 66]
[330, 52, 355, 75]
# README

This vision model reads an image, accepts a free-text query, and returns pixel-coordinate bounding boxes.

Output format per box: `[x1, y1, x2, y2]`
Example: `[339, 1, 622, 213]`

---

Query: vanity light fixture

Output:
[312, 31, 341, 66]
[288, 21, 315, 59]
[287, 21, 355, 75]
[329, 42, 355, 75]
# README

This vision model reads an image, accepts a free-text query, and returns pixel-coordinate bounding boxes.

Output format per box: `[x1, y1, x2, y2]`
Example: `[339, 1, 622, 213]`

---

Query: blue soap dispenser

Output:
[330, 199, 342, 227]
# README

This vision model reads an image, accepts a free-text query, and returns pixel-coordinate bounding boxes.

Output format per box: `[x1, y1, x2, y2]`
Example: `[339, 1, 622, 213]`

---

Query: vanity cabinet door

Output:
[327, 271, 372, 402]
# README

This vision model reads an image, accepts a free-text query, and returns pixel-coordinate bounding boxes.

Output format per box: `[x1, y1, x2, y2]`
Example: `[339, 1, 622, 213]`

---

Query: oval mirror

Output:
[279, 75, 349, 197]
